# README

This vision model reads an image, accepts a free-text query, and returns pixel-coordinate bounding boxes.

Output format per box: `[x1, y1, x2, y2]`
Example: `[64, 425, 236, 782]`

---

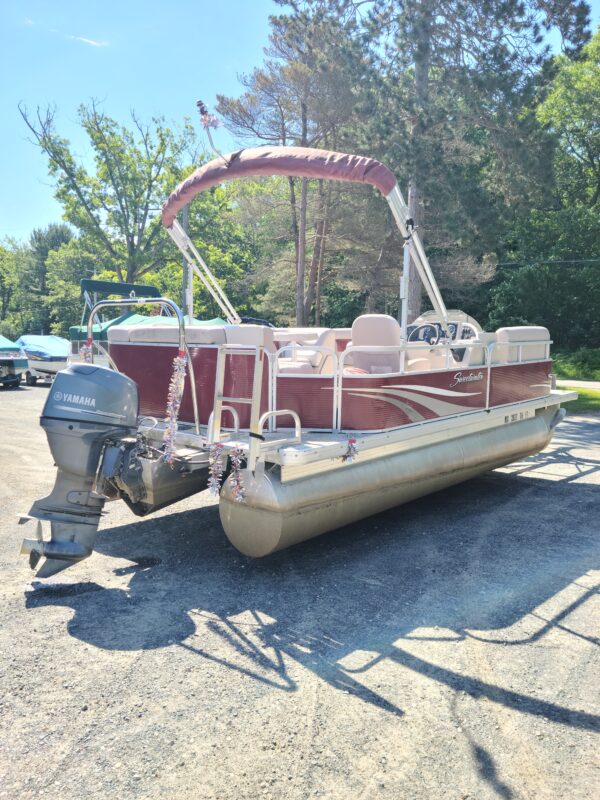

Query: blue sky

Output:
[0, 0, 277, 240]
[1, 0, 599, 241]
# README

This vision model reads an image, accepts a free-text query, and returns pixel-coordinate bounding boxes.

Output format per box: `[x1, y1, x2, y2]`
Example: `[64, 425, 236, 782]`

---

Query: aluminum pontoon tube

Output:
[219, 407, 558, 557]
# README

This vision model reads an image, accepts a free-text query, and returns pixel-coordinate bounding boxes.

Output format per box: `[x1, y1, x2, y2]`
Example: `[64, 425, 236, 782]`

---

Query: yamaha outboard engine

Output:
[20, 364, 138, 578]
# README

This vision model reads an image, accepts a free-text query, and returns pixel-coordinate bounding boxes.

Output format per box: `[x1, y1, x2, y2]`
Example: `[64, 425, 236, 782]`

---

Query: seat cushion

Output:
[224, 325, 275, 352]
[108, 324, 226, 345]
[107, 324, 136, 343]
[277, 359, 315, 374]
[495, 326, 550, 362]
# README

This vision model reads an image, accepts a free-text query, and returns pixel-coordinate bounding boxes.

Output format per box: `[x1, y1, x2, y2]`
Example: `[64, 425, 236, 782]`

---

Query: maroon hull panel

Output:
[489, 361, 551, 406]
[276, 377, 335, 429]
[340, 368, 488, 430]
[110, 343, 219, 423]
[110, 344, 269, 426]
[222, 353, 270, 428]
[110, 343, 552, 432]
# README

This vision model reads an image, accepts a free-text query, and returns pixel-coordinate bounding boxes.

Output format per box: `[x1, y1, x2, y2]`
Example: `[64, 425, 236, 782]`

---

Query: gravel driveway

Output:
[0, 385, 598, 800]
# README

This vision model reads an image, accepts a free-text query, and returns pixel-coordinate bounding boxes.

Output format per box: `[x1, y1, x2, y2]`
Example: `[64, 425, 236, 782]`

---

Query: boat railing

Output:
[271, 333, 552, 432]
[486, 338, 552, 364]
[87, 296, 201, 436]
[274, 344, 340, 431]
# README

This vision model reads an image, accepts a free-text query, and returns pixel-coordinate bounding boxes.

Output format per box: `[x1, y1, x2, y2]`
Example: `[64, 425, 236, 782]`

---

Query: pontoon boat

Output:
[69, 279, 171, 368]
[19, 146, 576, 577]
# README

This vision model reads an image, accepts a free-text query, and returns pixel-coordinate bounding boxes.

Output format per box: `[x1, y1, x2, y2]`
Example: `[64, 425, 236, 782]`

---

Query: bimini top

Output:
[80, 278, 162, 298]
[162, 146, 397, 228]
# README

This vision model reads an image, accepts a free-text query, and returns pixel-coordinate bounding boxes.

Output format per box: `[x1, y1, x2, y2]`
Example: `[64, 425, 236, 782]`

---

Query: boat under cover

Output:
[0, 335, 27, 387]
[17, 335, 69, 381]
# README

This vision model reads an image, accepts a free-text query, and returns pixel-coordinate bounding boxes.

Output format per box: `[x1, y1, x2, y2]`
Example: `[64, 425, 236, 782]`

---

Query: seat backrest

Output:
[460, 332, 497, 366]
[350, 314, 401, 373]
[312, 328, 337, 373]
[224, 324, 276, 353]
[495, 326, 550, 363]
[405, 343, 452, 371]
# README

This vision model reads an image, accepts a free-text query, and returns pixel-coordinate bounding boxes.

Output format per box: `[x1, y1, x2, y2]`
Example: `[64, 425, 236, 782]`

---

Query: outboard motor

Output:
[20, 364, 138, 578]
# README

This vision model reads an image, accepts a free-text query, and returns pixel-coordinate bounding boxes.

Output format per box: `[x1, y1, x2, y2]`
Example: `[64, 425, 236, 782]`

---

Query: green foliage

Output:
[20, 102, 197, 283]
[0, 244, 17, 330]
[45, 239, 102, 336]
[553, 349, 600, 381]
[537, 29, 600, 207]
[487, 261, 600, 349]
[563, 387, 600, 414]
[318, 283, 367, 328]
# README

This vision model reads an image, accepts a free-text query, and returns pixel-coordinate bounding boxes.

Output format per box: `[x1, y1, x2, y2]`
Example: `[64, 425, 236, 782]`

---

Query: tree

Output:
[362, 0, 591, 319]
[217, 7, 359, 324]
[44, 238, 101, 337]
[26, 224, 73, 333]
[537, 27, 600, 207]
[0, 244, 16, 326]
[20, 102, 197, 283]
[488, 28, 600, 346]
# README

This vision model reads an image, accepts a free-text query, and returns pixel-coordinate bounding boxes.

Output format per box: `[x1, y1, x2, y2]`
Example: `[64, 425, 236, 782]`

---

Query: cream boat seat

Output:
[224, 324, 275, 352]
[350, 314, 402, 374]
[404, 343, 452, 372]
[107, 323, 226, 345]
[494, 326, 550, 363]
[277, 328, 336, 375]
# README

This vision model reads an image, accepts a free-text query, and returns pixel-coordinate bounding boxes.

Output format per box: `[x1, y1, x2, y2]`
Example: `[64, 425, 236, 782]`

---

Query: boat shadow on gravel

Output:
[26, 419, 600, 744]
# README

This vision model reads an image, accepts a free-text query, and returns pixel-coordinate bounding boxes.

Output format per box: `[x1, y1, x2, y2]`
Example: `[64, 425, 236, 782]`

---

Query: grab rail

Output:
[207, 404, 241, 442]
[86, 296, 200, 435]
[248, 409, 302, 470]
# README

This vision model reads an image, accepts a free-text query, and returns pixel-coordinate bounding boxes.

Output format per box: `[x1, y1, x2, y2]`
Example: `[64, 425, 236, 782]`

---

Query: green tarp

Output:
[69, 314, 226, 342]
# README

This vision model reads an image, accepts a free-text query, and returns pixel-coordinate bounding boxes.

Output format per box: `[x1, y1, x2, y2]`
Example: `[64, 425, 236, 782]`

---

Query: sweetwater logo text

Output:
[449, 371, 484, 388]
[53, 391, 96, 408]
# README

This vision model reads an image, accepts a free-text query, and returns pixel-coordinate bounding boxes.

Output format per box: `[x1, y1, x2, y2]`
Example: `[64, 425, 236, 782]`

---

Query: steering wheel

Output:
[408, 323, 440, 345]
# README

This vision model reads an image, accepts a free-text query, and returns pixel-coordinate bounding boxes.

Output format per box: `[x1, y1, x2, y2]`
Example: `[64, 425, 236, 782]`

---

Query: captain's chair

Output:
[350, 314, 402, 374]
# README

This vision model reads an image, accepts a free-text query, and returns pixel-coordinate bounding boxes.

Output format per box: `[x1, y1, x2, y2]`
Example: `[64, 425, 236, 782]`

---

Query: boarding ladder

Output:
[208, 344, 264, 445]
[207, 343, 301, 471]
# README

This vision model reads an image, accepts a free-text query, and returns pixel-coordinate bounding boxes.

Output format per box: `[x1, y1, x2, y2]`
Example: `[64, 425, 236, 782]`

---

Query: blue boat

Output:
[16, 335, 69, 385]
[0, 335, 27, 388]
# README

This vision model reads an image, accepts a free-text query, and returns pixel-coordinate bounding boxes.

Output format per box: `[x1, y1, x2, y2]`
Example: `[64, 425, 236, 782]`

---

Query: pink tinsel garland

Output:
[208, 443, 224, 496]
[229, 447, 246, 503]
[342, 437, 358, 464]
[163, 350, 187, 465]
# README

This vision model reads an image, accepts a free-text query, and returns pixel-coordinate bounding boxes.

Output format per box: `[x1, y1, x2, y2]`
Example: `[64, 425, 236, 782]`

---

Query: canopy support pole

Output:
[167, 219, 241, 325]
[180, 207, 194, 320]
[386, 185, 450, 337]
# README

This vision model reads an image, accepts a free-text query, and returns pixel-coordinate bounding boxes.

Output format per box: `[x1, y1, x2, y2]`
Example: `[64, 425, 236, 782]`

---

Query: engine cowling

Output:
[20, 364, 138, 578]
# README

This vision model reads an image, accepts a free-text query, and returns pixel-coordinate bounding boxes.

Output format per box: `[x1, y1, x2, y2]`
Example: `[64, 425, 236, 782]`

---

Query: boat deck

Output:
[139, 390, 575, 481]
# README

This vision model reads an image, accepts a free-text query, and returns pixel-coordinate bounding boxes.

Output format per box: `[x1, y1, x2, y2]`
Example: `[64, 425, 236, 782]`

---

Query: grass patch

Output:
[563, 387, 600, 414]
[553, 348, 600, 381]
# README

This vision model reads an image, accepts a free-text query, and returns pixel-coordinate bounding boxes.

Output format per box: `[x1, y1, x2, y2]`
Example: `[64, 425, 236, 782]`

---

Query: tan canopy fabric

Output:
[162, 146, 397, 227]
